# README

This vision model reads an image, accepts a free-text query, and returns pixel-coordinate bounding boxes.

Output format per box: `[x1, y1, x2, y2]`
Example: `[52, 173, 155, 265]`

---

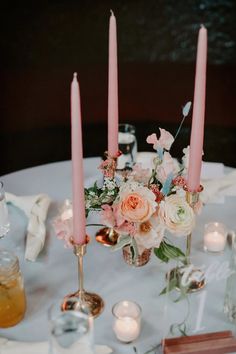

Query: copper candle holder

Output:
[62, 238, 104, 318]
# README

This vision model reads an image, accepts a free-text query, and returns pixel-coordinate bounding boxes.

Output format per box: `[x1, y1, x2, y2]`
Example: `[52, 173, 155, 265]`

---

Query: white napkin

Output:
[136, 152, 236, 204]
[0, 338, 112, 354]
[5, 193, 51, 262]
[201, 169, 236, 204]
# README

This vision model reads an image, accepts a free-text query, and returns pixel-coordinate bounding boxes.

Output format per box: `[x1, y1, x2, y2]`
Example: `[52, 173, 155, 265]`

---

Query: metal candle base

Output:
[63, 291, 104, 318]
[168, 266, 206, 293]
[62, 242, 104, 318]
[95, 227, 119, 247]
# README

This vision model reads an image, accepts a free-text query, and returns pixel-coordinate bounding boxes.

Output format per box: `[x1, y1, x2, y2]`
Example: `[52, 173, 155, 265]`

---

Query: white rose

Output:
[159, 194, 195, 236]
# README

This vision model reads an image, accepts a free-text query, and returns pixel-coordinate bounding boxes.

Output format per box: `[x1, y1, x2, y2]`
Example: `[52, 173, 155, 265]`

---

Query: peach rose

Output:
[117, 183, 157, 223]
[159, 194, 195, 236]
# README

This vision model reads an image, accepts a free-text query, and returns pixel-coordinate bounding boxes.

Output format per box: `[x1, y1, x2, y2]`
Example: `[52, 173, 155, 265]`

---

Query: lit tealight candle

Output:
[112, 300, 141, 343]
[204, 222, 227, 252]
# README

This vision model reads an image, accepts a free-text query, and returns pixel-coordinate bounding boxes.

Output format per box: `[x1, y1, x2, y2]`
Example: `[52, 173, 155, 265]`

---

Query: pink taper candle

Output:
[187, 25, 207, 192]
[71, 73, 86, 244]
[108, 10, 119, 156]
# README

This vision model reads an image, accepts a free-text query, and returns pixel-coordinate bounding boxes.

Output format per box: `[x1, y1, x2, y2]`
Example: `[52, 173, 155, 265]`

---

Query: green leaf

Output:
[154, 240, 185, 264]
[159, 276, 178, 296]
[111, 235, 131, 252]
[130, 238, 138, 261]
[154, 244, 169, 263]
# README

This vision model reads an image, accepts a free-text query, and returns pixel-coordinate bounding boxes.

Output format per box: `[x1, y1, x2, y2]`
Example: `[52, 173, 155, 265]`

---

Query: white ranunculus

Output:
[159, 194, 195, 236]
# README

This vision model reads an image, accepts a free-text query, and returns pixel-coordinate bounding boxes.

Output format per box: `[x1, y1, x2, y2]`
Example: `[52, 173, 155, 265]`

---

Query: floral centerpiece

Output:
[84, 102, 199, 266]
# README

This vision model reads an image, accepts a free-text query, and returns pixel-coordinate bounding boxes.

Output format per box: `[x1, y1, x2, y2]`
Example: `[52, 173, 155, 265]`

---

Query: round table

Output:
[1, 158, 236, 353]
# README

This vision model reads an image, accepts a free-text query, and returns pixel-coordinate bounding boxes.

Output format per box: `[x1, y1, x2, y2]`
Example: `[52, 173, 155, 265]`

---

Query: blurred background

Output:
[0, 0, 235, 175]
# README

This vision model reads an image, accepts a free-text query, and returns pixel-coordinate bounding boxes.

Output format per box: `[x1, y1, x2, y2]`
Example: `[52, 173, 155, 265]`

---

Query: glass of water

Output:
[0, 182, 10, 238]
[48, 298, 94, 354]
[117, 124, 137, 170]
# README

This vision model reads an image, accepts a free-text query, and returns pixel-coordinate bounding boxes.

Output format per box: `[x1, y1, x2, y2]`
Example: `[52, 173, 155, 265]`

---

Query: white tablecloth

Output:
[1, 158, 236, 353]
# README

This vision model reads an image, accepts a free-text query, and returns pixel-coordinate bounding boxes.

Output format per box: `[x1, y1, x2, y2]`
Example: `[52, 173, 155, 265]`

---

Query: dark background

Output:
[0, 0, 236, 176]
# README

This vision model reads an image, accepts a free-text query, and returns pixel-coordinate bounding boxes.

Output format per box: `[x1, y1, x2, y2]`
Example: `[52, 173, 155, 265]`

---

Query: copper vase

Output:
[122, 246, 152, 267]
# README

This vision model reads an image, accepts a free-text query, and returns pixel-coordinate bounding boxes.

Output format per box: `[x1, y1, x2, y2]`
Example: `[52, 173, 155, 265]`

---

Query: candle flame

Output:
[110, 9, 114, 16]
[73, 72, 77, 79]
[200, 24, 206, 29]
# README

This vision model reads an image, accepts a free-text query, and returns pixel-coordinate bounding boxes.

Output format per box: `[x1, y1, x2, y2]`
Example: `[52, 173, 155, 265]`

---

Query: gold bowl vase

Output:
[122, 246, 152, 267]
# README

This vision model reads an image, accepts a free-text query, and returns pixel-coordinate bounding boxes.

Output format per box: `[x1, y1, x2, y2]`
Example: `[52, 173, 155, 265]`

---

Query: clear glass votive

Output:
[0, 181, 10, 238]
[48, 298, 94, 354]
[204, 222, 227, 252]
[112, 300, 142, 343]
[0, 249, 26, 328]
[117, 124, 137, 170]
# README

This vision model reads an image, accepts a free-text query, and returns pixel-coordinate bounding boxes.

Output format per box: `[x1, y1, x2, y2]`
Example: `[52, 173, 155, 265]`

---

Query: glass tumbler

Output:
[48, 298, 94, 354]
[0, 249, 26, 328]
[117, 124, 137, 170]
[0, 182, 10, 238]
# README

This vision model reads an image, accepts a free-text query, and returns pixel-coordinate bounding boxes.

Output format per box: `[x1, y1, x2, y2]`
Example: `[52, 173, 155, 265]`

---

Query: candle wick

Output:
[110, 9, 114, 16]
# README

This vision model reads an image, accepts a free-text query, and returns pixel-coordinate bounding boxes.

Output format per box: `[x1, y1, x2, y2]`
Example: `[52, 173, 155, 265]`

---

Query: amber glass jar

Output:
[0, 249, 26, 327]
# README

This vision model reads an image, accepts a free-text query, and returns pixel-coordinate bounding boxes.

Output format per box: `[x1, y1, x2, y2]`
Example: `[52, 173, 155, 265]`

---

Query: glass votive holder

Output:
[112, 300, 141, 343]
[117, 124, 137, 170]
[204, 222, 227, 252]
[48, 298, 94, 354]
[0, 249, 26, 328]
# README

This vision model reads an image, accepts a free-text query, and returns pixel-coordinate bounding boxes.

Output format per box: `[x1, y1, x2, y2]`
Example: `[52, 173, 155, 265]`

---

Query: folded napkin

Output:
[5, 193, 51, 262]
[0, 338, 112, 354]
[201, 170, 236, 204]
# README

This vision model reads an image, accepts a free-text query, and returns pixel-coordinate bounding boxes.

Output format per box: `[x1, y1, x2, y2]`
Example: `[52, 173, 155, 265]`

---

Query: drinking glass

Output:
[117, 124, 137, 170]
[0, 182, 10, 238]
[0, 249, 26, 328]
[48, 298, 94, 354]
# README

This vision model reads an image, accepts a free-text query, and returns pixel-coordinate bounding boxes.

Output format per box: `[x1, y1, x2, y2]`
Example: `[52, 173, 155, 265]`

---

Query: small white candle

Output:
[204, 222, 227, 252]
[112, 300, 141, 343]
[113, 316, 140, 343]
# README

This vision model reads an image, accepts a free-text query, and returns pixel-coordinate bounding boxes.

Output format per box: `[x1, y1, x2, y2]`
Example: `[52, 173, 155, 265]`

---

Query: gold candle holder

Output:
[62, 239, 104, 318]
[184, 184, 203, 260]
[168, 185, 205, 293]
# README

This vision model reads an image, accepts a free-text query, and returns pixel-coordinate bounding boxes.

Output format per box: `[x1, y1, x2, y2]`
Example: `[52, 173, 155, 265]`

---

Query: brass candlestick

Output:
[168, 185, 205, 293]
[62, 240, 104, 318]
